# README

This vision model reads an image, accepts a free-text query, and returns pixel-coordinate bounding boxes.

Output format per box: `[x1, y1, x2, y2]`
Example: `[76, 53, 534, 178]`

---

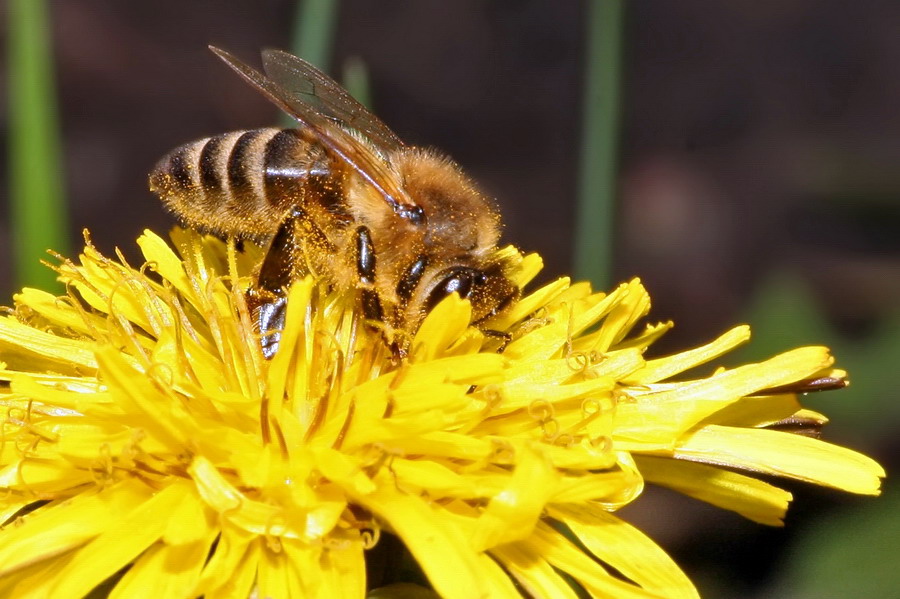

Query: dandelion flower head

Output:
[0, 229, 885, 598]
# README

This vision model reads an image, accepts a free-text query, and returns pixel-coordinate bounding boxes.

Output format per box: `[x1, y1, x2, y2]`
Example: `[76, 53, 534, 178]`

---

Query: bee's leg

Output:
[257, 207, 318, 292]
[353, 225, 384, 324]
[250, 206, 326, 359]
[353, 225, 406, 360]
[255, 295, 288, 360]
[481, 329, 513, 353]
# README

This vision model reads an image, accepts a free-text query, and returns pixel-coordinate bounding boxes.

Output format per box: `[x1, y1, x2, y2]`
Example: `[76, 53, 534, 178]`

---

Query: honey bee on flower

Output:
[150, 47, 518, 359]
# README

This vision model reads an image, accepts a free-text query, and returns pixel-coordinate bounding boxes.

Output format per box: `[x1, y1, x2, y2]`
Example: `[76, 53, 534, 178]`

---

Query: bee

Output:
[149, 46, 518, 358]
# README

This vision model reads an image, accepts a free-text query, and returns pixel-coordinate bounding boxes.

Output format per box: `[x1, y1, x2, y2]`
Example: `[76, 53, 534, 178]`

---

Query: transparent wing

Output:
[209, 46, 422, 223]
[261, 48, 403, 151]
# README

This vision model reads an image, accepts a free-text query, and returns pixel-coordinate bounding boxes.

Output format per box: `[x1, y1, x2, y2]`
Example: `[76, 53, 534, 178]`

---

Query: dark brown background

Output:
[1, 1, 898, 597]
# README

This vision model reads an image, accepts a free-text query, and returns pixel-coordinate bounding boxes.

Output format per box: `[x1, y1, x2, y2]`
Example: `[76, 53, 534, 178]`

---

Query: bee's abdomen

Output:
[149, 127, 328, 238]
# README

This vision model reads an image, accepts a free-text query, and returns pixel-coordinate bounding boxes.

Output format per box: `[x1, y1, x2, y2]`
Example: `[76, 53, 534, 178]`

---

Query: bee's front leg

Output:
[352, 225, 384, 324]
[352, 225, 410, 363]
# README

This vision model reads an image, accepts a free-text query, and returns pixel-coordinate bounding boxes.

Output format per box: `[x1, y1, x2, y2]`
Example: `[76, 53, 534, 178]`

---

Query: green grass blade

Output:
[7, 0, 69, 291]
[342, 55, 371, 108]
[290, 0, 340, 69]
[282, 0, 340, 129]
[574, 0, 624, 288]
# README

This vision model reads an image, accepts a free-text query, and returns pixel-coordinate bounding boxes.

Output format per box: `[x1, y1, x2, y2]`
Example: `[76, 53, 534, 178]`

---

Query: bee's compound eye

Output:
[426, 267, 481, 311]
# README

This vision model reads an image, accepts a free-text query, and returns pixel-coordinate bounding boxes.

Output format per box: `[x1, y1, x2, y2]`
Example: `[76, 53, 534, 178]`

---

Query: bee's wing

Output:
[261, 48, 403, 152]
[209, 46, 423, 224]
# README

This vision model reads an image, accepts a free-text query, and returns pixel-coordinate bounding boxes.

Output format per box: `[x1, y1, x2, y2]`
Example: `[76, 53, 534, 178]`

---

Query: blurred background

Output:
[2, 0, 898, 596]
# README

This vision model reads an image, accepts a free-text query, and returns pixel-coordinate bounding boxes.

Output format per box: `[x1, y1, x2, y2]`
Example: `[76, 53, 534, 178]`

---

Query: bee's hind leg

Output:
[250, 206, 327, 359]
[257, 206, 325, 292]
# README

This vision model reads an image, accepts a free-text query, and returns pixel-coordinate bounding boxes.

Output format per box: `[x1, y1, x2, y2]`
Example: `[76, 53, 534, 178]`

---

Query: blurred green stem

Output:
[291, 0, 340, 70]
[8, 0, 69, 290]
[342, 56, 371, 108]
[574, 0, 624, 288]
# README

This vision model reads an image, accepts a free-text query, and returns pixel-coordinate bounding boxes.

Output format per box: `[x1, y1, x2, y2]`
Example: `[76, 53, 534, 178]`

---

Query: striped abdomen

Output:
[149, 128, 333, 239]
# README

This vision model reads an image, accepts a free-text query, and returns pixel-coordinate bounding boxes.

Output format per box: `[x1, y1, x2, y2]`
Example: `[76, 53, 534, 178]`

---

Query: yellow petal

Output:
[95, 346, 195, 449]
[615, 346, 836, 443]
[189, 456, 303, 539]
[675, 425, 885, 495]
[548, 504, 698, 598]
[313, 447, 376, 497]
[529, 521, 675, 598]
[353, 478, 490, 599]
[552, 469, 641, 504]
[700, 392, 803, 428]
[280, 539, 326, 598]
[163, 493, 213, 545]
[490, 542, 581, 599]
[319, 538, 366, 599]
[257, 539, 303, 599]
[635, 455, 792, 526]
[390, 458, 478, 498]
[472, 553, 527, 599]
[471, 444, 559, 551]
[0, 456, 93, 493]
[625, 325, 750, 384]
[0, 499, 33, 529]
[0, 316, 97, 372]
[266, 279, 315, 412]
[136, 230, 196, 305]
[109, 532, 214, 599]
[607, 320, 673, 353]
[0, 479, 151, 578]
[48, 481, 193, 599]
[194, 527, 258, 599]
[586, 280, 652, 354]
[503, 249, 544, 288]
[485, 277, 570, 331]
[10, 373, 108, 415]
[411, 294, 472, 362]
[13, 287, 96, 338]
[0, 553, 73, 599]
[385, 431, 495, 462]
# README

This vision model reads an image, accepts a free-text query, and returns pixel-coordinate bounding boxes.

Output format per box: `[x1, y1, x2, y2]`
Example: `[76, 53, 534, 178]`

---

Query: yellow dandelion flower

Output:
[0, 229, 884, 599]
